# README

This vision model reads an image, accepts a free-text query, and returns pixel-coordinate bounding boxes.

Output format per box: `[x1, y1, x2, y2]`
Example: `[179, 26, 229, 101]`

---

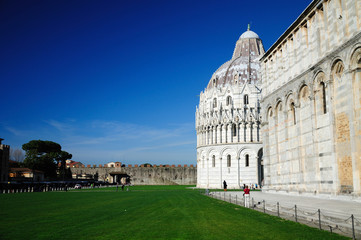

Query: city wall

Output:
[70, 164, 197, 185]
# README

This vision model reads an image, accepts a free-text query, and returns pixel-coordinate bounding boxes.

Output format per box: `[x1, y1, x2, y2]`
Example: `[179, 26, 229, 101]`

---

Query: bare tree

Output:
[10, 148, 25, 162]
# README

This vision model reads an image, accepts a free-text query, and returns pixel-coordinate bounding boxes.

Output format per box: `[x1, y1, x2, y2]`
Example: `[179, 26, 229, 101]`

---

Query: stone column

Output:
[222, 125, 225, 144]
[219, 157, 222, 189]
[261, 121, 269, 190]
[217, 125, 221, 144]
[203, 130, 205, 146]
[201, 130, 204, 146]
[239, 122, 244, 142]
[208, 128, 211, 145]
[237, 123, 240, 142]
[219, 125, 222, 144]
[227, 124, 232, 143]
[206, 157, 209, 188]
[237, 157, 241, 188]
[325, 79, 337, 192]
[245, 122, 251, 142]
[252, 122, 257, 142]
[309, 93, 320, 185]
[204, 128, 208, 145]
[214, 126, 217, 144]
[212, 126, 217, 144]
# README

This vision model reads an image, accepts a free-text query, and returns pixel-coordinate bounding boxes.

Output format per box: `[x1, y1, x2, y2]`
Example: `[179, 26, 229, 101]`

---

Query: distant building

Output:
[0, 138, 10, 182]
[9, 168, 44, 182]
[65, 160, 84, 168]
[105, 162, 122, 168]
[196, 27, 264, 189]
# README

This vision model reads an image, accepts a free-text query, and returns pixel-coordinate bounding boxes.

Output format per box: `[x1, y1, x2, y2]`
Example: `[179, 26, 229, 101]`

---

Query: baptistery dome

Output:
[207, 27, 265, 90]
[196, 27, 264, 189]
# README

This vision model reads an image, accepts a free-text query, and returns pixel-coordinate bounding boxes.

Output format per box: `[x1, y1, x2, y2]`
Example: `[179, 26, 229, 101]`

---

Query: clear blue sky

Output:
[1, 0, 311, 165]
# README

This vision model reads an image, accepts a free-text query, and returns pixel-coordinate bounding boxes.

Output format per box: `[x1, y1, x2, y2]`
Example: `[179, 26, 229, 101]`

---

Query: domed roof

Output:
[206, 26, 265, 90]
[240, 30, 259, 39]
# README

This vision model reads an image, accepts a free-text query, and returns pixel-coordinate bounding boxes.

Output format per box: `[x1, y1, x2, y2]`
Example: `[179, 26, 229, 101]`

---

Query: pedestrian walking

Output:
[223, 180, 227, 191]
[243, 185, 250, 208]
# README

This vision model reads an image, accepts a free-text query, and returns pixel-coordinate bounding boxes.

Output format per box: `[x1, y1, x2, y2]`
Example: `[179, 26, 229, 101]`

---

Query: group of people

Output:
[223, 180, 251, 208]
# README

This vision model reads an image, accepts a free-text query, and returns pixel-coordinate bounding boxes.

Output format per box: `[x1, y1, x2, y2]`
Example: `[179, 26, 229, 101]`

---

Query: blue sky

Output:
[1, 0, 311, 165]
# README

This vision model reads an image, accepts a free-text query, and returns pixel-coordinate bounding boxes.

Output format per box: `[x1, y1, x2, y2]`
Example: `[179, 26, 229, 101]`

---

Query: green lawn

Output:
[0, 185, 348, 240]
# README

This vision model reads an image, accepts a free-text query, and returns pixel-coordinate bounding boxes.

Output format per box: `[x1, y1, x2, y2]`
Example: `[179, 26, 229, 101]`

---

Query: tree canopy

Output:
[22, 140, 72, 179]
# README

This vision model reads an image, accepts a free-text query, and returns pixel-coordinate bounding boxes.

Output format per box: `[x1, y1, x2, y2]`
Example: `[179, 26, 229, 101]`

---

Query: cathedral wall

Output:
[262, 0, 359, 96]
[261, 0, 361, 198]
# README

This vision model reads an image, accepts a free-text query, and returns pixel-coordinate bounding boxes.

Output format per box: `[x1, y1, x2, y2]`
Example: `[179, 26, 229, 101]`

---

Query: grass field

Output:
[0, 185, 348, 240]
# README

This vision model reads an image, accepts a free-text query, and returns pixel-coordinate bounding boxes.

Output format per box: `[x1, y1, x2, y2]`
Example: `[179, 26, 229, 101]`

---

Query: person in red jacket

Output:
[243, 185, 250, 208]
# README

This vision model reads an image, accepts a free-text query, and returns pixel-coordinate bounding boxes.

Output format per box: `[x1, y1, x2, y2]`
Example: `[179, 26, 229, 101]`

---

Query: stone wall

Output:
[261, 0, 361, 198]
[70, 165, 197, 185]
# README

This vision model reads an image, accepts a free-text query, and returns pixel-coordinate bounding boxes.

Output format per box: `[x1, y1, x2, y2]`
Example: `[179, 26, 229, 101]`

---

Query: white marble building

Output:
[261, 0, 361, 198]
[196, 27, 265, 189]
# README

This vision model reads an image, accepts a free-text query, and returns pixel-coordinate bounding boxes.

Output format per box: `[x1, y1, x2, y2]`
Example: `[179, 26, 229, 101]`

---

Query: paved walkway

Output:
[221, 191, 361, 218]
[209, 190, 361, 238]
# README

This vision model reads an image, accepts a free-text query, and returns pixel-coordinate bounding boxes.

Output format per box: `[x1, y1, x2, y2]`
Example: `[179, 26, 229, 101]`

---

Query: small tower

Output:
[0, 138, 10, 182]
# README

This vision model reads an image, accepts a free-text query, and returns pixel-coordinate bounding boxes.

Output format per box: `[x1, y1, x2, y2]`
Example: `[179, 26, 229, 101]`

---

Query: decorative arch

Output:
[237, 148, 256, 159]
[236, 147, 249, 159]
[206, 148, 216, 159]
[266, 106, 273, 122]
[285, 90, 294, 102]
[220, 147, 235, 158]
[331, 59, 345, 82]
[298, 84, 310, 104]
[350, 47, 361, 70]
[313, 71, 327, 115]
[275, 101, 283, 122]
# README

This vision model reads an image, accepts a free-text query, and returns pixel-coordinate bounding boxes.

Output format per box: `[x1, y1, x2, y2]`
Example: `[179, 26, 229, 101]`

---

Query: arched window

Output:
[232, 124, 237, 137]
[227, 155, 231, 167]
[213, 98, 217, 108]
[244, 94, 249, 105]
[245, 154, 249, 167]
[226, 96, 232, 106]
[290, 102, 296, 125]
[212, 155, 215, 167]
[320, 82, 327, 114]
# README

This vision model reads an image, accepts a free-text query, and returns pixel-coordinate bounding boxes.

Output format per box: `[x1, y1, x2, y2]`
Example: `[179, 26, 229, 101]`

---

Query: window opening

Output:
[244, 94, 249, 104]
[245, 154, 249, 167]
[227, 155, 231, 167]
[226, 96, 232, 106]
[321, 82, 327, 114]
[291, 102, 296, 125]
[213, 98, 217, 108]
